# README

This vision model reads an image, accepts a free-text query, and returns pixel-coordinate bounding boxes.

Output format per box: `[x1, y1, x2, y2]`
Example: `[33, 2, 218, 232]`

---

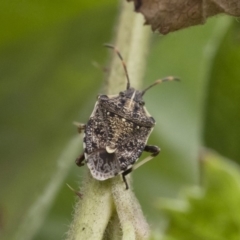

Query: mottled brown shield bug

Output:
[76, 44, 179, 189]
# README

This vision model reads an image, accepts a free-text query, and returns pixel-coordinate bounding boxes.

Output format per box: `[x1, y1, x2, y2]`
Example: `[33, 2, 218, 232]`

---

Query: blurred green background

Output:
[1, 1, 240, 240]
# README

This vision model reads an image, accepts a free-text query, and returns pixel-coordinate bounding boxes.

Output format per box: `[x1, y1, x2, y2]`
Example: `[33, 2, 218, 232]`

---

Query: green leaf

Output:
[0, 0, 112, 46]
[204, 21, 240, 163]
[156, 151, 240, 240]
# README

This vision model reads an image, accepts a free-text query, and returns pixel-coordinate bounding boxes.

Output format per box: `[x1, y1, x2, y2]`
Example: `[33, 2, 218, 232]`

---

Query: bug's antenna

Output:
[104, 44, 130, 90]
[141, 76, 180, 96]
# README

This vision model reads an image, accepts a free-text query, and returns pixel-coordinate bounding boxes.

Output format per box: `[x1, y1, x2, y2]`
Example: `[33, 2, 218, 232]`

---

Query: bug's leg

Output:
[73, 122, 86, 134]
[144, 145, 161, 156]
[76, 153, 85, 167]
[122, 168, 132, 190]
[133, 145, 161, 170]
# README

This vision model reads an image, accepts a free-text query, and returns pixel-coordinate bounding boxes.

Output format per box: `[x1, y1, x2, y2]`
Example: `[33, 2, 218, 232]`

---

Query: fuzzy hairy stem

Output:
[66, 172, 113, 240]
[66, 1, 151, 239]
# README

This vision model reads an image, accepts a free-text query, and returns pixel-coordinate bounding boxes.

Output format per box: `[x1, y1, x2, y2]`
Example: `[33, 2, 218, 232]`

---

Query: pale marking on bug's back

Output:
[106, 145, 117, 153]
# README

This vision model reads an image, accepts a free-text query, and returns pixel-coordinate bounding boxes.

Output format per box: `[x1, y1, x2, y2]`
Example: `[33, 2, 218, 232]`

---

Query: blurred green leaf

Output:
[0, 0, 112, 46]
[156, 150, 240, 240]
[204, 21, 240, 163]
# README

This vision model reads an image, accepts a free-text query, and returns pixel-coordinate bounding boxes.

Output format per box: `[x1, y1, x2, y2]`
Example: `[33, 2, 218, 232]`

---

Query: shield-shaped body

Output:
[83, 90, 155, 180]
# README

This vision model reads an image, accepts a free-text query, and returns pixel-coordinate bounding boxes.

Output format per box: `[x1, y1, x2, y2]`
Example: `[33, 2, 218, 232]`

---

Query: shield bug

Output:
[76, 44, 179, 189]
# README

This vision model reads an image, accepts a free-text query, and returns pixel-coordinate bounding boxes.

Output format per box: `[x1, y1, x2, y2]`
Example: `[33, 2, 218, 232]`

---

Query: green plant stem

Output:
[66, 1, 151, 239]
[67, 172, 113, 240]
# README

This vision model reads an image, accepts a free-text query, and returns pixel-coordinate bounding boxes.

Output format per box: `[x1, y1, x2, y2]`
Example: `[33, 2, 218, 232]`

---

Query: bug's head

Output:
[119, 88, 145, 108]
[119, 76, 180, 109]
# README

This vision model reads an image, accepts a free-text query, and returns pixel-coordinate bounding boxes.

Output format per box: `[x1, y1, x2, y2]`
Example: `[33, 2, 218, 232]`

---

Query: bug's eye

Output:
[99, 94, 108, 100]
[139, 101, 145, 106]
[119, 91, 125, 96]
